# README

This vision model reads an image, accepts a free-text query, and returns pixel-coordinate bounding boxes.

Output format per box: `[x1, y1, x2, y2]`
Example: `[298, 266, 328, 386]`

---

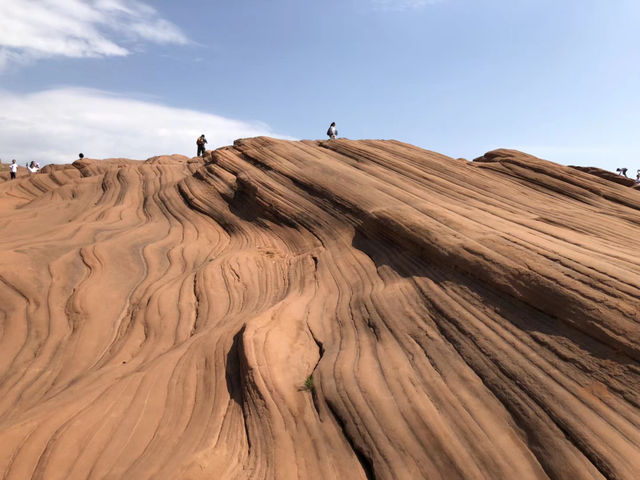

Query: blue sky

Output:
[1, 0, 639, 172]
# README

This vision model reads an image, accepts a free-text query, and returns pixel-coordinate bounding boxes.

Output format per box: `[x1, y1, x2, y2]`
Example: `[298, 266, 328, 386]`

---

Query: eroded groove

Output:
[225, 326, 251, 455]
[326, 400, 376, 480]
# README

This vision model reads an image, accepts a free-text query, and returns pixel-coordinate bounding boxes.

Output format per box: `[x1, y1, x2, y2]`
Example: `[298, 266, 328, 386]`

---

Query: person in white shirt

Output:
[10, 159, 18, 180]
[327, 122, 338, 140]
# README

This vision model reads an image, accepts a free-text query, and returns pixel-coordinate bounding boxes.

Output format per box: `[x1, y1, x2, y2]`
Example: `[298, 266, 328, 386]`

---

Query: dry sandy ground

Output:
[1, 138, 639, 479]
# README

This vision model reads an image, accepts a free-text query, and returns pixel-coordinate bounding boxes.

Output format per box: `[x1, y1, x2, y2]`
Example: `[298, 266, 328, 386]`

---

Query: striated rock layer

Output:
[570, 165, 640, 189]
[1, 139, 639, 480]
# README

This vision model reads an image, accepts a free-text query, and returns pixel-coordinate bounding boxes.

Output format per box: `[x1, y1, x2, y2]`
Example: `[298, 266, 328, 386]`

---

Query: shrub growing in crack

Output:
[302, 375, 315, 392]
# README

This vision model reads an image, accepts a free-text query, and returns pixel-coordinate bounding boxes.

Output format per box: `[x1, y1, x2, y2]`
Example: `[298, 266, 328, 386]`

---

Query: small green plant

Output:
[303, 375, 315, 392]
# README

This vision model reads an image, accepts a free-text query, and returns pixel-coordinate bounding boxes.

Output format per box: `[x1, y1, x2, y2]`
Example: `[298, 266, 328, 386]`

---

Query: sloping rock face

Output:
[570, 165, 638, 188]
[1, 138, 639, 480]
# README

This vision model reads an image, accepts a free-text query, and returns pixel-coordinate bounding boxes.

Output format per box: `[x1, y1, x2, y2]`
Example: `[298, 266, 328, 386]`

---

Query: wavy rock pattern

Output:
[1, 139, 639, 479]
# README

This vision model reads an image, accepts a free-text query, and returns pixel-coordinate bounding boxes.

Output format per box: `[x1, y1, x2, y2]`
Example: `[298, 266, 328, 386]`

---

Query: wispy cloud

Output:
[0, 0, 188, 69]
[372, 0, 444, 11]
[0, 88, 292, 164]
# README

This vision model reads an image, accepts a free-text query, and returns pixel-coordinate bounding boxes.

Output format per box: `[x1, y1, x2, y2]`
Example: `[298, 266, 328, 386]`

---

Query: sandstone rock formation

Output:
[570, 165, 639, 189]
[0, 138, 639, 479]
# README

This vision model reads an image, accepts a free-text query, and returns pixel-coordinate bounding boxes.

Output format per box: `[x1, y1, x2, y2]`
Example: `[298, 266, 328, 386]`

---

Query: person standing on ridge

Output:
[9, 159, 17, 180]
[196, 134, 208, 157]
[616, 167, 628, 177]
[327, 122, 338, 140]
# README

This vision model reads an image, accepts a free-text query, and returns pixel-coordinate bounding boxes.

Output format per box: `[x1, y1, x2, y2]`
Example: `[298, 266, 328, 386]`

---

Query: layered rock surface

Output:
[0, 138, 639, 479]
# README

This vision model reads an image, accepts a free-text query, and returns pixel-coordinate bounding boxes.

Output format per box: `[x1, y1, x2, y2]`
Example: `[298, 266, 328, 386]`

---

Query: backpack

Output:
[327, 127, 332, 136]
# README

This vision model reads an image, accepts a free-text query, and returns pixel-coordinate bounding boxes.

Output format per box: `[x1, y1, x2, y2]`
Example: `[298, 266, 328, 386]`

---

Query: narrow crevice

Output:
[307, 327, 325, 415]
[366, 318, 380, 342]
[309, 330, 325, 360]
[225, 326, 252, 454]
[326, 400, 375, 480]
[310, 387, 320, 415]
[190, 273, 200, 336]
[408, 333, 443, 377]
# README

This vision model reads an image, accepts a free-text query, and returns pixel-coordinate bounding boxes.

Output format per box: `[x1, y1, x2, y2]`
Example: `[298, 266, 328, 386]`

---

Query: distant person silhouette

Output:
[616, 167, 628, 177]
[79, 153, 84, 159]
[326, 122, 338, 140]
[9, 159, 17, 180]
[196, 135, 207, 157]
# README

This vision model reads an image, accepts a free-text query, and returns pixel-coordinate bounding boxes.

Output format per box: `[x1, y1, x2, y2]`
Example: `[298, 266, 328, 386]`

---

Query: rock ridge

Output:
[0, 137, 639, 479]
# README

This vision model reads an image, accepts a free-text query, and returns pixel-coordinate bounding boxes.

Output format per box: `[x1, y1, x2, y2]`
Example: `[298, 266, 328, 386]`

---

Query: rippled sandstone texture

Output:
[1, 138, 639, 480]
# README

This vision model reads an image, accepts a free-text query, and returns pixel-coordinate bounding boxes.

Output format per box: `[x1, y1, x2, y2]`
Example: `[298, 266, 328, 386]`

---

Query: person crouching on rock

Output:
[196, 134, 208, 157]
[327, 122, 338, 140]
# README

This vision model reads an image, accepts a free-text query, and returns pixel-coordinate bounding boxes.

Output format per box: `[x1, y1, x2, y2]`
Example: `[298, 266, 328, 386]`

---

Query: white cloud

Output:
[0, 0, 188, 68]
[372, 0, 443, 11]
[0, 88, 292, 164]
